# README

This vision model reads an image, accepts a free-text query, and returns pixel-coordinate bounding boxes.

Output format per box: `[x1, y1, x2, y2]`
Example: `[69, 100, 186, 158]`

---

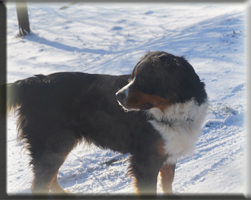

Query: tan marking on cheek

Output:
[125, 90, 174, 112]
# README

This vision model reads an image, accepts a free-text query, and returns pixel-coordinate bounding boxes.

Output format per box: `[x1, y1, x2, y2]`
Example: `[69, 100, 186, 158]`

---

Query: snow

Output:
[5, 2, 248, 196]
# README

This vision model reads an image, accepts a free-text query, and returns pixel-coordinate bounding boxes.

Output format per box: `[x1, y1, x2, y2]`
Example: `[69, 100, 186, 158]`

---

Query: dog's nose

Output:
[116, 92, 126, 103]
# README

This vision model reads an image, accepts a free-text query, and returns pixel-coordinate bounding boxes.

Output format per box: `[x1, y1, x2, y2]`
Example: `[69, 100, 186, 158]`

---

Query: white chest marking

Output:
[147, 99, 208, 164]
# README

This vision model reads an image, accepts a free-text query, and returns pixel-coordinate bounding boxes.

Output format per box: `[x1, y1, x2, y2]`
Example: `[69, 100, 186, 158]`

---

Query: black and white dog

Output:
[4, 51, 208, 195]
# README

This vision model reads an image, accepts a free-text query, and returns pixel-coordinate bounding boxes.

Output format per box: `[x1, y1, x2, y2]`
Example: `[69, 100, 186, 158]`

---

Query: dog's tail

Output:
[0, 81, 23, 118]
[0, 77, 39, 118]
[0, 83, 7, 118]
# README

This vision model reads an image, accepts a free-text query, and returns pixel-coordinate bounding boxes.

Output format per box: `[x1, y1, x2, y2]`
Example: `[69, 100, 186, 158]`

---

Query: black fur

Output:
[6, 72, 167, 195]
[4, 51, 207, 195]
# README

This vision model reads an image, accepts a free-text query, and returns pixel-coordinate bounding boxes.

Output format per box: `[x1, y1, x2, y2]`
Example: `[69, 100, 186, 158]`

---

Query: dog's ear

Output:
[158, 53, 177, 66]
[158, 53, 168, 62]
[158, 53, 178, 69]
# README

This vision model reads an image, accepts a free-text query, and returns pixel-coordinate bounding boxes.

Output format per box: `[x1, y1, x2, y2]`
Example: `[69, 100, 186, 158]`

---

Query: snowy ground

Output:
[5, 2, 247, 196]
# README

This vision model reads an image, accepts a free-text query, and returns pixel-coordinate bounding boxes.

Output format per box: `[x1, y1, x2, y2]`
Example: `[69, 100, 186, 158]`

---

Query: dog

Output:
[3, 51, 208, 196]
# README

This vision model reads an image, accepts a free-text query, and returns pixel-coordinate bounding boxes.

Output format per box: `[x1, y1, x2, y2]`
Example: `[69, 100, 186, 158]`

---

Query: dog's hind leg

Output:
[30, 152, 66, 194]
[50, 169, 70, 194]
[30, 130, 79, 195]
[159, 163, 176, 194]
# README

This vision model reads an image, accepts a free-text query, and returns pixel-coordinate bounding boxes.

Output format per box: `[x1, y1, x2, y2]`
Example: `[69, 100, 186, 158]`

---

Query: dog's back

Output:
[4, 72, 165, 194]
[5, 72, 157, 149]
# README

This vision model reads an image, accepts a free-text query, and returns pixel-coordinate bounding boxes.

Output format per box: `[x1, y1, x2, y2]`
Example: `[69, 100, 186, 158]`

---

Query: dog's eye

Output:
[139, 76, 145, 83]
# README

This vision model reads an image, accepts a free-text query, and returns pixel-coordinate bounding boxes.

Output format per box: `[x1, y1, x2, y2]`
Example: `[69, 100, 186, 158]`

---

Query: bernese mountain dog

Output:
[3, 51, 208, 196]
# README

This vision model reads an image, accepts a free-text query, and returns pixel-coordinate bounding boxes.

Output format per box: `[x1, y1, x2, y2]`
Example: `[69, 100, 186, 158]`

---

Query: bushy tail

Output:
[0, 79, 29, 118]
[0, 83, 7, 118]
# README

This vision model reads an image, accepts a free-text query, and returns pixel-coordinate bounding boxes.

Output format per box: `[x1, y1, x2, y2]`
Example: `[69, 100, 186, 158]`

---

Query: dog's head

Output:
[116, 51, 207, 112]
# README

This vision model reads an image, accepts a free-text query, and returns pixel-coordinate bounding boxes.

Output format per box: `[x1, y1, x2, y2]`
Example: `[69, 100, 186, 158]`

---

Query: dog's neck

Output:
[148, 115, 173, 126]
[146, 98, 208, 165]
[147, 98, 198, 127]
[148, 115, 193, 126]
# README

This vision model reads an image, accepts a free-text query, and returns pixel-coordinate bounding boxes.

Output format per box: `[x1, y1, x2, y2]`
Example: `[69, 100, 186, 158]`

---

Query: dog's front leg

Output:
[159, 163, 176, 194]
[128, 155, 164, 196]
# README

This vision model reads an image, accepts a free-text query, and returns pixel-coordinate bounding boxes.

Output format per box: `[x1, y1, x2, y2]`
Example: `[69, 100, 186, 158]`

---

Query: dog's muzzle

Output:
[116, 80, 134, 110]
[115, 91, 126, 106]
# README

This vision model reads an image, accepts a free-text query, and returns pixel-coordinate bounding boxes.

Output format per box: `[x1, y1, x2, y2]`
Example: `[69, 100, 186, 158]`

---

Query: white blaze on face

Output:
[116, 78, 138, 111]
[118, 78, 135, 98]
